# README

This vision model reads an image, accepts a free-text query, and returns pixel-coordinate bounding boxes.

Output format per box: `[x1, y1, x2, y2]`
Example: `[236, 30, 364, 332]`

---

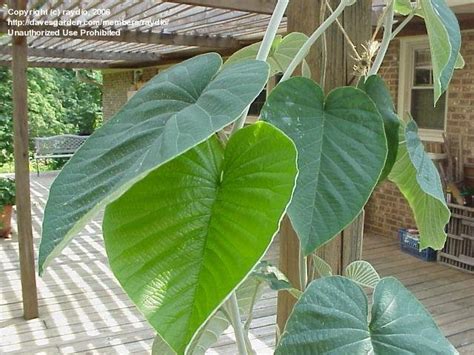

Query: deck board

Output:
[1, 171, 473, 354]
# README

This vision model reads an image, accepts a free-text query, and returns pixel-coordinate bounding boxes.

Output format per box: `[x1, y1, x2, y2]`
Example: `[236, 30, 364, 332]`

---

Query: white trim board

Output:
[397, 36, 449, 142]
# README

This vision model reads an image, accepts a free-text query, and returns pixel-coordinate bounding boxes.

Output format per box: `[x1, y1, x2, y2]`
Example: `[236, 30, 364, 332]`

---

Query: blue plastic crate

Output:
[398, 229, 437, 261]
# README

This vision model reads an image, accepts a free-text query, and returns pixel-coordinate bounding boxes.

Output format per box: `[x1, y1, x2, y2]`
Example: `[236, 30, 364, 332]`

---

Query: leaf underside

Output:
[39, 53, 269, 274]
[389, 120, 450, 250]
[225, 32, 310, 76]
[420, 0, 461, 103]
[344, 260, 380, 288]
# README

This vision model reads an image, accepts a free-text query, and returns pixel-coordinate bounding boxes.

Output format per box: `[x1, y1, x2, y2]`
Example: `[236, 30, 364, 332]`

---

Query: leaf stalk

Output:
[368, 1, 395, 76]
[231, 0, 289, 134]
[226, 292, 249, 355]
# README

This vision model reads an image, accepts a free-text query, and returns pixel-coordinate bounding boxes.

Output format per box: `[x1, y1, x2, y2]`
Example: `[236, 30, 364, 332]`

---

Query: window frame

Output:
[398, 36, 448, 142]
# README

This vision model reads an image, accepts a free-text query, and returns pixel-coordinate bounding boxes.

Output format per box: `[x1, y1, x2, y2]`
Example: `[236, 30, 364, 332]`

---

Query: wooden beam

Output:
[9, 0, 39, 320]
[167, 0, 277, 14]
[0, 45, 162, 62]
[0, 47, 237, 69]
[0, 20, 241, 49]
[0, 59, 171, 69]
[0, 60, 114, 68]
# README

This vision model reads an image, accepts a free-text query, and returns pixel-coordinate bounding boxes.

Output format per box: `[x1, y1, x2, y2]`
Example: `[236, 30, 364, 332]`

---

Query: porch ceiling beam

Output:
[0, 59, 172, 69]
[0, 20, 241, 49]
[0, 46, 237, 69]
[0, 45, 162, 62]
[0, 59, 116, 68]
[166, 0, 277, 14]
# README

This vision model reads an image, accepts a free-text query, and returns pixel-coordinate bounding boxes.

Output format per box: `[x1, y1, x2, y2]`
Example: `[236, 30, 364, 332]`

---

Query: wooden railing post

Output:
[10, 0, 39, 319]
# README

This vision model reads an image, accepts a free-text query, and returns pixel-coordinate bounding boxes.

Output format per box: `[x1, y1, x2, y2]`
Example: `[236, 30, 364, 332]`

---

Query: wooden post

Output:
[11, 0, 39, 319]
[277, 0, 371, 332]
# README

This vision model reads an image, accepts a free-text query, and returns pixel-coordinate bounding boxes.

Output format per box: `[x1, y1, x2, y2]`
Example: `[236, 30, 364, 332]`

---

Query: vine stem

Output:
[281, 0, 349, 82]
[368, 0, 394, 76]
[227, 293, 249, 355]
[231, 0, 289, 134]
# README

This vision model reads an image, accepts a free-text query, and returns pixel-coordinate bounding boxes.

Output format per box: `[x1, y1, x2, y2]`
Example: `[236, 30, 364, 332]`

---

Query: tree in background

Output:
[61, 69, 103, 135]
[0, 67, 103, 167]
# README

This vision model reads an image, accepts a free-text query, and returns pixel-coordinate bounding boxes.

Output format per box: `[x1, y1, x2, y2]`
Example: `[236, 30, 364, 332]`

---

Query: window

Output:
[398, 38, 448, 141]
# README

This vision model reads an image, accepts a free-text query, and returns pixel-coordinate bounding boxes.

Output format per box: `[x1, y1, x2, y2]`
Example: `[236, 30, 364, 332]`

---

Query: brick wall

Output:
[365, 30, 474, 239]
[102, 71, 132, 120]
[102, 67, 160, 120]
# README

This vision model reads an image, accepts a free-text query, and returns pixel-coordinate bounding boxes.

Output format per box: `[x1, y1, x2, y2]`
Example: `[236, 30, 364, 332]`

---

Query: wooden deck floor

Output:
[1, 172, 473, 354]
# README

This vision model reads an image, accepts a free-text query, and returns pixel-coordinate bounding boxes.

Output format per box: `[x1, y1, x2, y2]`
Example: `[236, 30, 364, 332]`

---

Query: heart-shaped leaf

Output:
[389, 120, 450, 249]
[39, 53, 269, 274]
[261, 77, 387, 254]
[225, 32, 309, 76]
[276, 276, 457, 354]
[344, 260, 380, 288]
[420, 0, 461, 103]
[358, 75, 400, 182]
[103, 122, 297, 354]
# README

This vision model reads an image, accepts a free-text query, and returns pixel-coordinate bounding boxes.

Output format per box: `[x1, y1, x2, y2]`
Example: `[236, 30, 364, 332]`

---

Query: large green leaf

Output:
[389, 120, 450, 249]
[275, 276, 457, 354]
[358, 75, 400, 182]
[261, 77, 387, 254]
[420, 0, 461, 103]
[225, 32, 309, 76]
[38, 53, 269, 274]
[102, 122, 297, 354]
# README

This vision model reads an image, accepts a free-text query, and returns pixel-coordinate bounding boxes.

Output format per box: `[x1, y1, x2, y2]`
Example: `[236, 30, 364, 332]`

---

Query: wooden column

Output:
[277, 0, 372, 333]
[11, 0, 39, 319]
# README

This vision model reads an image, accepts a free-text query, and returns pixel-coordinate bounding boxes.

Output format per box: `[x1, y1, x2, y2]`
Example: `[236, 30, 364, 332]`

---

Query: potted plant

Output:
[0, 177, 15, 238]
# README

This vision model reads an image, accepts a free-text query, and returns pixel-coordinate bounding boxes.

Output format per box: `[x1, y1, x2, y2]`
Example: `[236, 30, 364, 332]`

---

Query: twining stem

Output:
[325, 0, 360, 60]
[299, 245, 308, 290]
[319, 0, 328, 86]
[368, 0, 395, 76]
[391, 12, 415, 40]
[227, 293, 249, 355]
[281, 0, 348, 82]
[231, 0, 289, 134]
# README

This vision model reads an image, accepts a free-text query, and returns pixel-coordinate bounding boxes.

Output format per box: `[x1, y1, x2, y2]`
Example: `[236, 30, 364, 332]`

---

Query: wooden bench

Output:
[34, 134, 88, 175]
